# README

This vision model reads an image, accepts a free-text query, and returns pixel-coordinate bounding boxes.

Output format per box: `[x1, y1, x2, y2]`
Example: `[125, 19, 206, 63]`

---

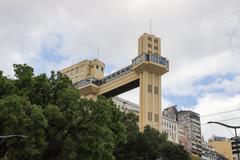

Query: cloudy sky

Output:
[1, 0, 240, 140]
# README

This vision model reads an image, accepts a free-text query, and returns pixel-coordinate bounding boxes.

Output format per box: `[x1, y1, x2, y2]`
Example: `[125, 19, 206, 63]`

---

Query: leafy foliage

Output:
[0, 64, 190, 160]
[114, 113, 191, 160]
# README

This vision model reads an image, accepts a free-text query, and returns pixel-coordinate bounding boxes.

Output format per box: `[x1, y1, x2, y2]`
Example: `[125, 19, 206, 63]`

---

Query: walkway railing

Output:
[74, 53, 169, 88]
[132, 53, 169, 69]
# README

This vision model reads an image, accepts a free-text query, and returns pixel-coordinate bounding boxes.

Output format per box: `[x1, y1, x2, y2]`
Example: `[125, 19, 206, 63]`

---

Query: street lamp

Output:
[207, 121, 240, 159]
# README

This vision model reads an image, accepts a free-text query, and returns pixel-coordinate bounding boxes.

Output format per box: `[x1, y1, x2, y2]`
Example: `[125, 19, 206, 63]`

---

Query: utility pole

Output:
[208, 121, 240, 159]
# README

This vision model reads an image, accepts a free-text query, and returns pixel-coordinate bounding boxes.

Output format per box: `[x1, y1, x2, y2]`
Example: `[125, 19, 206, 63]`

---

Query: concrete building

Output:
[208, 136, 234, 160]
[162, 106, 202, 156]
[112, 97, 139, 114]
[201, 139, 228, 160]
[162, 105, 178, 121]
[201, 139, 217, 160]
[60, 59, 105, 84]
[112, 97, 188, 146]
[61, 33, 169, 131]
[178, 111, 202, 156]
[161, 115, 187, 145]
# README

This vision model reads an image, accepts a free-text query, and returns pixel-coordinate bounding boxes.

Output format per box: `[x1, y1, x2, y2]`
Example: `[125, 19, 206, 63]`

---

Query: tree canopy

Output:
[0, 64, 190, 160]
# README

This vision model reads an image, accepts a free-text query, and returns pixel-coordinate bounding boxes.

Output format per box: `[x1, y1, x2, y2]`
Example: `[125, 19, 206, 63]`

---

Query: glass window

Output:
[148, 84, 152, 93]
[154, 86, 158, 94]
[155, 114, 159, 122]
[148, 112, 152, 121]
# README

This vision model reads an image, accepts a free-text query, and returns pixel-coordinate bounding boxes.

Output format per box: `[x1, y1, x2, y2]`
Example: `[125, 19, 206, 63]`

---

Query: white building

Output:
[112, 97, 139, 114]
[162, 106, 187, 148]
[112, 97, 187, 146]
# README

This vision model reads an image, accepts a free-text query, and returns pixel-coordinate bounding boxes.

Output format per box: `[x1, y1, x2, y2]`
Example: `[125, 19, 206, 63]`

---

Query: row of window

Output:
[92, 65, 104, 72]
[148, 43, 158, 50]
[148, 84, 159, 94]
[148, 112, 159, 122]
[148, 37, 158, 43]
[65, 66, 84, 76]
[163, 122, 177, 130]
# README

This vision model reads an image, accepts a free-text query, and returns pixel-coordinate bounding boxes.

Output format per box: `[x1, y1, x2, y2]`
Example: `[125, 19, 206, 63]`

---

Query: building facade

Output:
[201, 140, 218, 160]
[161, 116, 187, 145]
[113, 97, 188, 147]
[208, 136, 234, 160]
[201, 139, 228, 160]
[60, 59, 105, 84]
[178, 111, 202, 156]
[112, 97, 139, 114]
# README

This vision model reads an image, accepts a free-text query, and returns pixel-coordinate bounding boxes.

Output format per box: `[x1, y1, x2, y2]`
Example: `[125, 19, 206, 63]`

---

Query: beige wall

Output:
[209, 140, 233, 160]
[60, 59, 105, 83]
[138, 33, 161, 55]
[139, 71, 161, 131]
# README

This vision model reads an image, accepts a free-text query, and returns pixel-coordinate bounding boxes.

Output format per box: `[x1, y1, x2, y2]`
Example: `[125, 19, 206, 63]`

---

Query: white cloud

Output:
[194, 93, 240, 139]
[1, 0, 240, 140]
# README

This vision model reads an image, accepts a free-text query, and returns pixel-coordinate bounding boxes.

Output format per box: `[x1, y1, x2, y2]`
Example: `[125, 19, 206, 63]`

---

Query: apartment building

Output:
[178, 110, 202, 156]
[208, 136, 234, 160]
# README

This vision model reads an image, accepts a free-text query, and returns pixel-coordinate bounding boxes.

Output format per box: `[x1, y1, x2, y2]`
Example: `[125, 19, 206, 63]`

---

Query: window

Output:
[154, 38, 158, 43]
[148, 50, 152, 54]
[96, 65, 99, 69]
[148, 84, 152, 93]
[148, 43, 152, 48]
[154, 86, 159, 94]
[148, 112, 152, 121]
[155, 114, 159, 122]
[148, 37, 152, 41]
[154, 46, 158, 50]
[101, 67, 104, 71]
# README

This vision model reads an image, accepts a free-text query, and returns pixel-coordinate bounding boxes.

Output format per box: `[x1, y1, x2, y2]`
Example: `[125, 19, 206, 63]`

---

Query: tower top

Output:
[138, 33, 161, 56]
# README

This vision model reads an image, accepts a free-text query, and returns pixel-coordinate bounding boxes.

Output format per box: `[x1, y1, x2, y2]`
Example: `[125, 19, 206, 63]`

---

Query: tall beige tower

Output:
[133, 33, 167, 131]
[61, 33, 169, 131]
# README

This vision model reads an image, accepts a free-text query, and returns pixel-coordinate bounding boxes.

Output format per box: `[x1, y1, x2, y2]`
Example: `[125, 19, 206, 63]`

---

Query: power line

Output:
[201, 108, 240, 118]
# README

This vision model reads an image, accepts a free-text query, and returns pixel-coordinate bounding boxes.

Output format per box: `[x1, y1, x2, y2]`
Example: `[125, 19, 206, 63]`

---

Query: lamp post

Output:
[207, 121, 240, 159]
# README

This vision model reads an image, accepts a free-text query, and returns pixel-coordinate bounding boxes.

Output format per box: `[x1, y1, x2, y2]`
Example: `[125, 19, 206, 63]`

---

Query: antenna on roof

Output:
[149, 18, 152, 33]
[97, 48, 100, 59]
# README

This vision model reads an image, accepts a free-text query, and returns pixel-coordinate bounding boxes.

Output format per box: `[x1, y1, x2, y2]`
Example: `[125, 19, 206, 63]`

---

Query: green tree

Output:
[0, 64, 126, 160]
[0, 64, 190, 160]
[114, 113, 190, 160]
[0, 95, 47, 159]
[0, 71, 15, 99]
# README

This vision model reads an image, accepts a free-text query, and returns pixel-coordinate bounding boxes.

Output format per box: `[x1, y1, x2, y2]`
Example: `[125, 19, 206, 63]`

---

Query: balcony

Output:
[132, 53, 169, 74]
